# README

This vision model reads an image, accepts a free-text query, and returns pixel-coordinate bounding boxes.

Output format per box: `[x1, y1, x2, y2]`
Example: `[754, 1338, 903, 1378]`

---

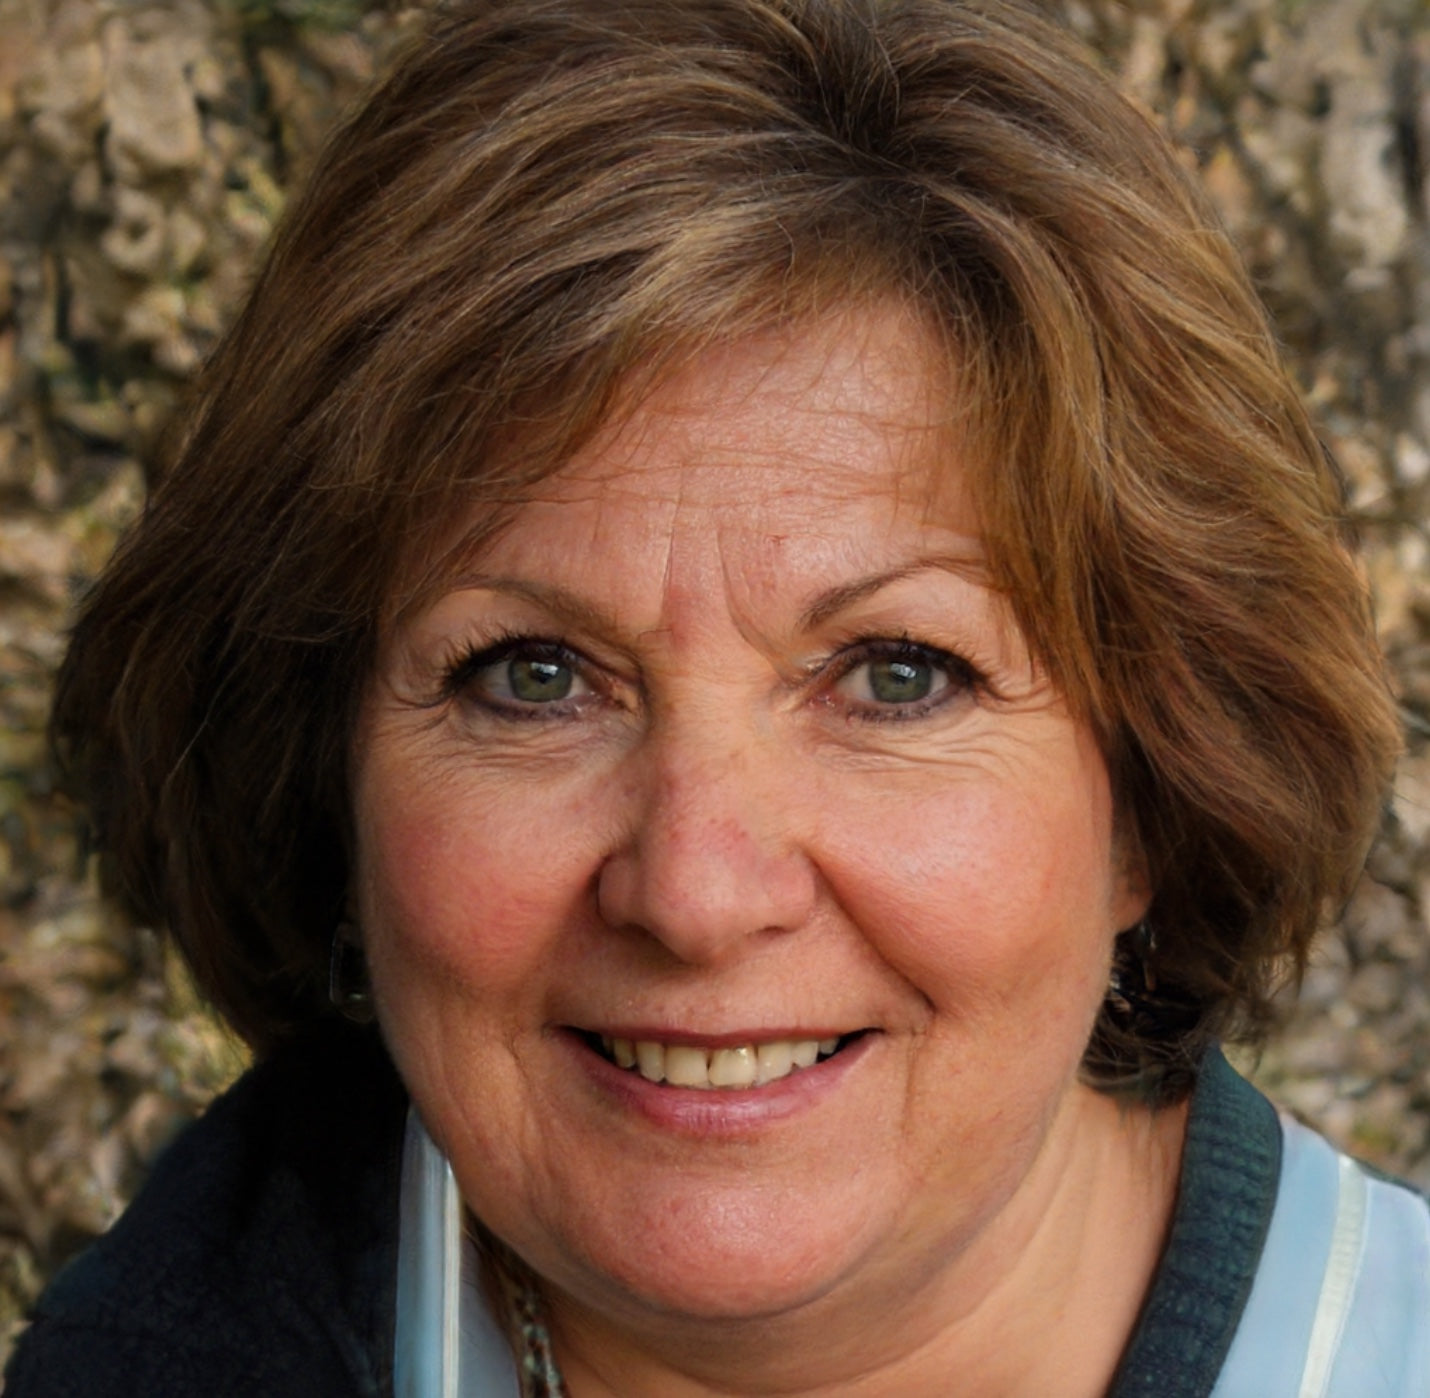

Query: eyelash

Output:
[436, 632, 984, 722]
[821, 636, 983, 722]
[438, 632, 598, 719]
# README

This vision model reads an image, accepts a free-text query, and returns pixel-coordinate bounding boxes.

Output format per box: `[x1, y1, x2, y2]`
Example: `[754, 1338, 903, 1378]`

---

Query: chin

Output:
[532, 1197, 874, 1326]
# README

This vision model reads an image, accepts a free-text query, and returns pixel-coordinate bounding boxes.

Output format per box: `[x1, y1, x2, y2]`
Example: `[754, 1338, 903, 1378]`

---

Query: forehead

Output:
[570, 302, 957, 492]
[388, 302, 990, 628]
[433, 307, 1002, 662]
[489, 304, 971, 545]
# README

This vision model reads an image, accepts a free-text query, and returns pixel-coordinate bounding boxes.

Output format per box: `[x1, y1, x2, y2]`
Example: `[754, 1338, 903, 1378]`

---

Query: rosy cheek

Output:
[825, 783, 1111, 987]
[358, 802, 494, 979]
[358, 767, 602, 995]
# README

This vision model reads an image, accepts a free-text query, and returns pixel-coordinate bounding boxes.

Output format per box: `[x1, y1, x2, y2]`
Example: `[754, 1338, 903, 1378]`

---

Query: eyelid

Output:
[443, 633, 568, 683]
[822, 635, 977, 679]
[437, 632, 603, 712]
[818, 636, 984, 716]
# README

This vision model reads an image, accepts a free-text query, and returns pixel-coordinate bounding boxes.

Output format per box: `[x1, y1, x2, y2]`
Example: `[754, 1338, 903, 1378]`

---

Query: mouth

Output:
[581, 1032, 864, 1089]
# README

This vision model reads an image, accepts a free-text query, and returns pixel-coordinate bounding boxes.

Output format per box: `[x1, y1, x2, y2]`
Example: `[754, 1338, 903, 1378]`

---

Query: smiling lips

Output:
[593, 1034, 851, 1089]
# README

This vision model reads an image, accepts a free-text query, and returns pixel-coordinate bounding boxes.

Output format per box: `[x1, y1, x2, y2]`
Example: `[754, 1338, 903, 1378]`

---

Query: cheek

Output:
[819, 768, 1121, 1019]
[353, 761, 605, 996]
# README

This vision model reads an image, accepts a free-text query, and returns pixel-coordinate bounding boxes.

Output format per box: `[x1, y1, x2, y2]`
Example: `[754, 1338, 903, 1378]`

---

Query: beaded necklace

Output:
[476, 1226, 569, 1397]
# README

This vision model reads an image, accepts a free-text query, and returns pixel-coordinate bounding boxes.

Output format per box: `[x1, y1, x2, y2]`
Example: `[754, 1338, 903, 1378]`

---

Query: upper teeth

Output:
[601, 1036, 843, 1089]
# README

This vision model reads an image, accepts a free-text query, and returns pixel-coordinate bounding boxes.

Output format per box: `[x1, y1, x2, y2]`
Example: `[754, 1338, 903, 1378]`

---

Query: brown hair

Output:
[52, 0, 1400, 1098]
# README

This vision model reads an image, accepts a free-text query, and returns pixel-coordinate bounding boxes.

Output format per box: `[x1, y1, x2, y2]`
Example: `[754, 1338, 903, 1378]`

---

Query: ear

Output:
[1110, 829, 1153, 933]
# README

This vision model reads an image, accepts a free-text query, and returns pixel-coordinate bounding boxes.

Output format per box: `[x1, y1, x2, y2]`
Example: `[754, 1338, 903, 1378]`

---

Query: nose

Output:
[596, 726, 818, 964]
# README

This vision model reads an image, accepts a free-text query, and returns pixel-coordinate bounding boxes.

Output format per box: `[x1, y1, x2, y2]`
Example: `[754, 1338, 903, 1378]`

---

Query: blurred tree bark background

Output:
[2, 0, 1430, 1370]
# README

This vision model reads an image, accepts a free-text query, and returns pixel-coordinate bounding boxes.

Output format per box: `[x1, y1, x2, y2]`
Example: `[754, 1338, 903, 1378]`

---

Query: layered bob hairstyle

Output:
[54, 0, 1400, 1098]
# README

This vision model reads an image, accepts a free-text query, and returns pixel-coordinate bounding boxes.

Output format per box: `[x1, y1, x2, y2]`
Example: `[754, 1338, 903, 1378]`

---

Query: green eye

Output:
[865, 657, 934, 704]
[445, 639, 593, 714]
[508, 657, 574, 702]
[831, 642, 974, 715]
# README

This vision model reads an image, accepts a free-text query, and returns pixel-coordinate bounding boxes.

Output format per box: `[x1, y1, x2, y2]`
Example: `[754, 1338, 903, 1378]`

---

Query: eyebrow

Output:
[444, 575, 624, 636]
[797, 553, 989, 630]
[444, 551, 989, 639]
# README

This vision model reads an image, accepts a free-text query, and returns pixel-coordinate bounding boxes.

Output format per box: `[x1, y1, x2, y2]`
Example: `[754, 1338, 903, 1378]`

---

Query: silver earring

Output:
[329, 923, 376, 1024]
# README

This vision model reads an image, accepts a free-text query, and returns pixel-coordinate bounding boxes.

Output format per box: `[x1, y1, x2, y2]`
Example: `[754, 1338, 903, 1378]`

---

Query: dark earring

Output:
[329, 923, 376, 1024]
[1108, 918, 1158, 1016]
[1107, 919, 1197, 1037]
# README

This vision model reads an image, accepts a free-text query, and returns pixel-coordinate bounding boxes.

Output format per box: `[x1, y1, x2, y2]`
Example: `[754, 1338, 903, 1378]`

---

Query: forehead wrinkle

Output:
[643, 444, 701, 648]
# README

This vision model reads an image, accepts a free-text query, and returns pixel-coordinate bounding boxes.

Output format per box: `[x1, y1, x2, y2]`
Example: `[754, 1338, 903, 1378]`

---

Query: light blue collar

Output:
[394, 1110, 521, 1398]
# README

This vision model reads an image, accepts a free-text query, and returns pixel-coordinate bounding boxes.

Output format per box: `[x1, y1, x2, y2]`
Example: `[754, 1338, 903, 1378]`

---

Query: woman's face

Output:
[353, 305, 1148, 1336]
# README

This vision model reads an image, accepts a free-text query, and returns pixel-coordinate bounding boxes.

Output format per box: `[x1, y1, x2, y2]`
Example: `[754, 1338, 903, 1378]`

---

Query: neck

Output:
[545, 1085, 1188, 1398]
